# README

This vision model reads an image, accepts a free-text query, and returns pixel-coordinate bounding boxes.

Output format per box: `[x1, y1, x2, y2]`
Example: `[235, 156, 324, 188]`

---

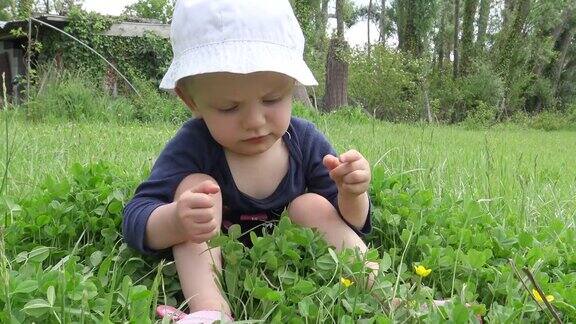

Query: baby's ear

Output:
[175, 85, 201, 116]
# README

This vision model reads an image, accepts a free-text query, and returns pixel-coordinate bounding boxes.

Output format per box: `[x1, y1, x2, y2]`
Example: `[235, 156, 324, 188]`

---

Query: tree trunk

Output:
[461, 0, 478, 76]
[422, 79, 433, 123]
[367, 0, 372, 58]
[321, 0, 329, 27]
[322, 0, 348, 111]
[453, 0, 460, 79]
[511, 0, 530, 37]
[446, 6, 454, 64]
[323, 38, 349, 111]
[395, 0, 405, 52]
[43, 0, 50, 13]
[476, 0, 490, 51]
[397, 0, 423, 57]
[437, 0, 447, 71]
[379, 0, 386, 43]
[503, 0, 514, 28]
[498, 0, 530, 117]
[550, 8, 572, 43]
[553, 24, 576, 97]
[336, 0, 344, 38]
[500, 0, 530, 65]
[294, 83, 315, 109]
[315, 0, 330, 51]
[534, 7, 573, 111]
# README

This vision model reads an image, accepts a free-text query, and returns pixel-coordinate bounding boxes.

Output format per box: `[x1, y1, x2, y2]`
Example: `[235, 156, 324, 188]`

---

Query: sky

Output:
[81, 0, 382, 48]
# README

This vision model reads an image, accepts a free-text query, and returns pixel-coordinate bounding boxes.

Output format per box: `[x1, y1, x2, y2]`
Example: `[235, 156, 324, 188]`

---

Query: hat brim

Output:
[160, 41, 318, 90]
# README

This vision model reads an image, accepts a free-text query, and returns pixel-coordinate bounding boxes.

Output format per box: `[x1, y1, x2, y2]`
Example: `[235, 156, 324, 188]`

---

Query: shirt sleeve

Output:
[122, 120, 206, 255]
[300, 121, 372, 236]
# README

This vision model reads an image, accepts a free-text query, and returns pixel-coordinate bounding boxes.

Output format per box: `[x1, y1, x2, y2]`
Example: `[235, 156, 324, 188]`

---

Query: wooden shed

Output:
[0, 14, 170, 102]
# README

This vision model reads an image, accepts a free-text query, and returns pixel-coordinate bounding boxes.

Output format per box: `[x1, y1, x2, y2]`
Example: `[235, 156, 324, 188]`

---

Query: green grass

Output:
[1, 108, 575, 322]
[6, 111, 576, 218]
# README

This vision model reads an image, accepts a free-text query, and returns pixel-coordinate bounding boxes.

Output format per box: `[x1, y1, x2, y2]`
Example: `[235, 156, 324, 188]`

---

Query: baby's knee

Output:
[287, 193, 338, 227]
[175, 173, 221, 200]
[172, 240, 209, 256]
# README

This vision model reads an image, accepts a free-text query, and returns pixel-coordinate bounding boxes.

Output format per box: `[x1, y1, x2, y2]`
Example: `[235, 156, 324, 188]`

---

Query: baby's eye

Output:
[218, 105, 238, 113]
[263, 97, 281, 105]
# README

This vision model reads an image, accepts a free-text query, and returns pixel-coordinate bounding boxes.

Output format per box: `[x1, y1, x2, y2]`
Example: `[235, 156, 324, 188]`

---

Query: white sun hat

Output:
[159, 0, 318, 90]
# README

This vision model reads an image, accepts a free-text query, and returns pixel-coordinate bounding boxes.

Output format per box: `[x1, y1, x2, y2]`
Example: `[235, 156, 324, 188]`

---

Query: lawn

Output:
[1, 109, 575, 322]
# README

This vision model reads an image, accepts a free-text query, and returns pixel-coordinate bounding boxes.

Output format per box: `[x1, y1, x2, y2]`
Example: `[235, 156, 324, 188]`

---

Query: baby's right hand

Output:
[174, 180, 221, 244]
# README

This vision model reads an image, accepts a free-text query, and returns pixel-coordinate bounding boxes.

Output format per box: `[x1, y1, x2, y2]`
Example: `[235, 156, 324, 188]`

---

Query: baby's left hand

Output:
[323, 150, 371, 196]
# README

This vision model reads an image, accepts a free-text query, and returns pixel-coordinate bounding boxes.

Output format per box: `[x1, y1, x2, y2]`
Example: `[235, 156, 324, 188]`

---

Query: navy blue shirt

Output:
[123, 117, 371, 255]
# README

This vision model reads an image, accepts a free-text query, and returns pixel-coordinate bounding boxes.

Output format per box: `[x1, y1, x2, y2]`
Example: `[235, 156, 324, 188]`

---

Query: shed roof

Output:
[0, 14, 170, 41]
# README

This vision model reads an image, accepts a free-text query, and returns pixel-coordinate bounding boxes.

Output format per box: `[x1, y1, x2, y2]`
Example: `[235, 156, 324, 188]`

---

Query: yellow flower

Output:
[532, 289, 554, 303]
[340, 277, 353, 288]
[414, 265, 432, 277]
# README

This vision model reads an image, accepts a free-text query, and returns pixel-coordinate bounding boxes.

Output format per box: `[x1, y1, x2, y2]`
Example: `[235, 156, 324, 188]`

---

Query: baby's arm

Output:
[323, 150, 371, 230]
[145, 174, 222, 250]
[336, 190, 370, 231]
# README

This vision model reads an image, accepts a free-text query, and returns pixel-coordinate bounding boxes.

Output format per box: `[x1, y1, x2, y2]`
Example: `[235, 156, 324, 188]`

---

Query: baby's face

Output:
[177, 71, 295, 156]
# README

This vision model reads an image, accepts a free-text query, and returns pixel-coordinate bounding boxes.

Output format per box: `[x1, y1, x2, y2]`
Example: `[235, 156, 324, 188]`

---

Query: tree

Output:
[495, 0, 531, 116]
[356, 0, 389, 44]
[502, 0, 514, 28]
[122, 0, 175, 23]
[379, 0, 386, 43]
[393, 0, 438, 57]
[452, 0, 460, 79]
[17, 0, 33, 18]
[54, 0, 83, 15]
[323, 0, 349, 111]
[0, 0, 13, 20]
[551, 9, 575, 98]
[38, 0, 50, 13]
[367, 0, 372, 57]
[434, 0, 448, 71]
[475, 0, 490, 51]
[315, 0, 329, 50]
[291, 0, 324, 109]
[460, 0, 478, 76]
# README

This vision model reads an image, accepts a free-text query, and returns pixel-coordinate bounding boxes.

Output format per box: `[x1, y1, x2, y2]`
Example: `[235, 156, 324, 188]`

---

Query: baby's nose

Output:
[242, 106, 266, 129]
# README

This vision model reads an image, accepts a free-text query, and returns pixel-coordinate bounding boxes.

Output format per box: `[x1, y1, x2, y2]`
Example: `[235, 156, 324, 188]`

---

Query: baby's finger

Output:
[323, 154, 341, 171]
[181, 192, 215, 209]
[191, 180, 220, 195]
[329, 159, 367, 179]
[339, 150, 362, 163]
[191, 219, 218, 235]
[343, 170, 370, 184]
[192, 228, 220, 243]
[341, 182, 369, 195]
[189, 208, 215, 223]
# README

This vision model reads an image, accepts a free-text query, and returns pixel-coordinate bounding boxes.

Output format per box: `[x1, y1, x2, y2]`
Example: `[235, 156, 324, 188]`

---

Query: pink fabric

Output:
[156, 305, 233, 323]
[177, 311, 233, 324]
[156, 305, 187, 321]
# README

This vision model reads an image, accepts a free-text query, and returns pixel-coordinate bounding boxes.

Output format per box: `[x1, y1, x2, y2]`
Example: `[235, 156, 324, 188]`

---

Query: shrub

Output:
[292, 101, 319, 121]
[129, 78, 191, 124]
[428, 72, 462, 122]
[429, 60, 505, 123]
[348, 45, 420, 122]
[24, 71, 136, 123]
[462, 101, 498, 129]
[566, 102, 576, 124]
[528, 111, 569, 131]
[20, 69, 192, 124]
[460, 62, 504, 115]
[328, 105, 372, 124]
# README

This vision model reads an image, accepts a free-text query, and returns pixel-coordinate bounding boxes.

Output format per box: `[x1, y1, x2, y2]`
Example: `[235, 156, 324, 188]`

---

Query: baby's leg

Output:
[172, 242, 231, 316]
[287, 193, 368, 253]
[287, 194, 378, 296]
[170, 173, 231, 317]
